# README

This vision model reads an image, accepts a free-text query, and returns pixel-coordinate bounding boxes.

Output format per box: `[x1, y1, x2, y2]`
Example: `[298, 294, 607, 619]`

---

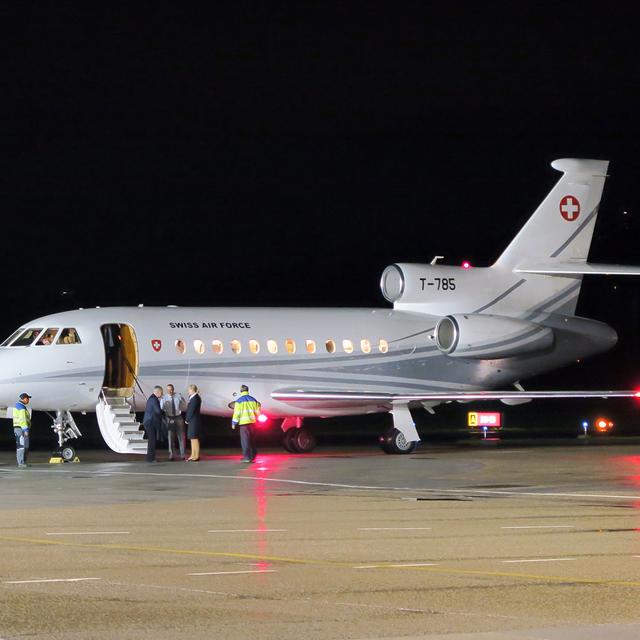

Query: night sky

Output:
[5, 5, 640, 388]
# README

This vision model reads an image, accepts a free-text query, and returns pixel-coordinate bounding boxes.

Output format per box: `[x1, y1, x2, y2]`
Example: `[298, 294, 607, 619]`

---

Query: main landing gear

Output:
[50, 410, 82, 462]
[281, 417, 317, 453]
[379, 428, 417, 454]
[379, 403, 420, 454]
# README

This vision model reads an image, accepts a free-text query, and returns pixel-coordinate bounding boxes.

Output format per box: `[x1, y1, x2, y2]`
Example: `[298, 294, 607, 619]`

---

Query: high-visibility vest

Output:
[13, 402, 31, 429]
[232, 392, 261, 426]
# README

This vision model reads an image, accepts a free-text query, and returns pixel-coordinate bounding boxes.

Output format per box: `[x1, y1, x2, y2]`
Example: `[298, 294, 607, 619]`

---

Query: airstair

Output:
[96, 391, 147, 455]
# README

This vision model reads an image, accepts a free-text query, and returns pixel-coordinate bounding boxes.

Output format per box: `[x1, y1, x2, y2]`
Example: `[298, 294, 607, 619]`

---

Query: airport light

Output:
[257, 413, 269, 425]
[594, 417, 614, 433]
[462, 261, 472, 269]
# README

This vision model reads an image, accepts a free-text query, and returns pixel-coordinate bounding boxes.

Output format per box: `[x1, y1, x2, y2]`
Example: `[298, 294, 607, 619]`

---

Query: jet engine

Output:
[434, 313, 554, 359]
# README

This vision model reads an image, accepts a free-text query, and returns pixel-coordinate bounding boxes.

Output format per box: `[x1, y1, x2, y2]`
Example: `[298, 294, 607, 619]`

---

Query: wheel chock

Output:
[49, 456, 64, 464]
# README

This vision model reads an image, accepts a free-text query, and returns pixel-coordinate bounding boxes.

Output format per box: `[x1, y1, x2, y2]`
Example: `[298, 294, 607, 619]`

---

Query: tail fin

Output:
[495, 158, 609, 269]
[491, 159, 609, 318]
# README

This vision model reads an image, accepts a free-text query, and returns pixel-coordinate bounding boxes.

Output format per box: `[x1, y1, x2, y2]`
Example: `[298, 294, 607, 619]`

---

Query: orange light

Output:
[595, 416, 614, 433]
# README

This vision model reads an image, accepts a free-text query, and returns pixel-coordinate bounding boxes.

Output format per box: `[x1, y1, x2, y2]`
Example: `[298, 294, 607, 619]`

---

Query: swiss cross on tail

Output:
[151, 339, 162, 352]
[560, 195, 580, 221]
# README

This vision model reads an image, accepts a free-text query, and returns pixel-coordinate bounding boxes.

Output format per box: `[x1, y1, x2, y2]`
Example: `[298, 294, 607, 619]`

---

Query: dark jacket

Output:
[185, 393, 201, 431]
[143, 394, 163, 432]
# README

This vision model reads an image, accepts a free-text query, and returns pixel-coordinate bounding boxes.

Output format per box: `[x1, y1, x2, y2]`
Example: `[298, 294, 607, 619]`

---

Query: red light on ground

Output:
[635, 391, 640, 398]
[462, 261, 471, 269]
[257, 414, 269, 424]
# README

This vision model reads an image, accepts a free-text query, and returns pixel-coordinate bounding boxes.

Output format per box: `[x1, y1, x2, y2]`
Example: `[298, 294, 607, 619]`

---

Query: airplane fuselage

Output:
[0, 306, 617, 418]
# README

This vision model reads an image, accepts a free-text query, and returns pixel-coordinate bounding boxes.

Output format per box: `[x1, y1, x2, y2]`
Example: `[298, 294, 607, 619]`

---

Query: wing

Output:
[271, 388, 639, 409]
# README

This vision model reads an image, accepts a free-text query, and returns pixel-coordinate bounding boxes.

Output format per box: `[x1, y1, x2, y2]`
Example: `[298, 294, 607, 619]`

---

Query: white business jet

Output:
[1, 158, 639, 458]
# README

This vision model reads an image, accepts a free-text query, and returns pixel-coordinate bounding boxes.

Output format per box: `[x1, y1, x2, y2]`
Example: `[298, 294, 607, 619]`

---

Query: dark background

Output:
[4, 4, 640, 447]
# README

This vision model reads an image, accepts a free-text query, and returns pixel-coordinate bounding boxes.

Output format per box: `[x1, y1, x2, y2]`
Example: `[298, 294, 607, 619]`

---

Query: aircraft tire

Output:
[61, 446, 76, 461]
[378, 434, 392, 454]
[292, 428, 316, 453]
[381, 428, 417, 455]
[283, 429, 298, 453]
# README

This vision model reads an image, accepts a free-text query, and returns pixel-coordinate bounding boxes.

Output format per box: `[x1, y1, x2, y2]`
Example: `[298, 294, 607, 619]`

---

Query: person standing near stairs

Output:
[185, 384, 202, 461]
[143, 386, 163, 463]
[162, 384, 186, 460]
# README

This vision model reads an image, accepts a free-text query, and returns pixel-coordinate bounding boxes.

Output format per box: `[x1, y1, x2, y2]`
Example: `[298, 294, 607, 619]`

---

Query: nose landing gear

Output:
[50, 410, 82, 463]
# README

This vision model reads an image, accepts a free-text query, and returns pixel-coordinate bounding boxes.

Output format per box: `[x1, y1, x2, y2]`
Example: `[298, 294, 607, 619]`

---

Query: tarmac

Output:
[1, 440, 640, 639]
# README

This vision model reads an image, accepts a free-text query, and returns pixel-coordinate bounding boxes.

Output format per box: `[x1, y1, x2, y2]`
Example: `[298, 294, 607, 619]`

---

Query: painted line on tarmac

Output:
[501, 525, 575, 529]
[20, 467, 640, 502]
[354, 563, 439, 569]
[358, 527, 432, 531]
[2, 533, 640, 589]
[46, 531, 130, 536]
[4, 577, 101, 584]
[188, 570, 277, 576]
[207, 529, 287, 533]
[501, 558, 576, 564]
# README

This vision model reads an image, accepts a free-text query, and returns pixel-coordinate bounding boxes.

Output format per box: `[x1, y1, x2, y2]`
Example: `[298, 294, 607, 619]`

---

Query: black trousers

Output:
[145, 424, 157, 462]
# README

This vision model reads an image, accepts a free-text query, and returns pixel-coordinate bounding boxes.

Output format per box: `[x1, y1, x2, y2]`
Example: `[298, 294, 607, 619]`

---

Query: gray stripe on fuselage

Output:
[522, 281, 581, 320]
[472, 279, 527, 313]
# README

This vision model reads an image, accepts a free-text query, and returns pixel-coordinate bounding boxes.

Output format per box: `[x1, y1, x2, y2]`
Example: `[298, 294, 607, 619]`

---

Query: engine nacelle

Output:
[381, 263, 464, 303]
[434, 313, 554, 359]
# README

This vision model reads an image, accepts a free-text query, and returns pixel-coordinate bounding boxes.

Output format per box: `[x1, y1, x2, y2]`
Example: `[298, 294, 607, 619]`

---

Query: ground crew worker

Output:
[13, 392, 32, 468]
[231, 384, 261, 463]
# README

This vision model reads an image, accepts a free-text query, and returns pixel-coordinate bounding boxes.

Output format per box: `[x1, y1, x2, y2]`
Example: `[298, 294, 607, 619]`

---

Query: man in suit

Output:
[143, 385, 163, 463]
[185, 384, 202, 461]
[162, 383, 187, 460]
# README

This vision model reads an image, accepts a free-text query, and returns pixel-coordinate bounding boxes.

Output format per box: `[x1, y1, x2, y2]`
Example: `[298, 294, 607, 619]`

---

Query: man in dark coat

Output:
[185, 383, 202, 461]
[143, 385, 164, 462]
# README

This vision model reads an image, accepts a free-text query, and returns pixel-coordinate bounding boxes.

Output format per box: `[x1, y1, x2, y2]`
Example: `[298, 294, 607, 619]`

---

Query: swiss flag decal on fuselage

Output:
[151, 339, 162, 352]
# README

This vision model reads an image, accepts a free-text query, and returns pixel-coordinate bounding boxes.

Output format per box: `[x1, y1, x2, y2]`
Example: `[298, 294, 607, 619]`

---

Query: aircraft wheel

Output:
[378, 434, 392, 454]
[292, 428, 316, 453]
[381, 428, 417, 455]
[283, 429, 298, 453]
[61, 446, 76, 461]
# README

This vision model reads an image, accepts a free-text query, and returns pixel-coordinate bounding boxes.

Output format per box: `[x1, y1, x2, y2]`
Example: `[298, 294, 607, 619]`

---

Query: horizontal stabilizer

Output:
[514, 262, 640, 276]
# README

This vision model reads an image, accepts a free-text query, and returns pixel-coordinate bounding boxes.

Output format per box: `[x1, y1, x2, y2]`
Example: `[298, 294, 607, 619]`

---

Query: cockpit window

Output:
[57, 328, 81, 345]
[36, 328, 59, 346]
[1, 329, 23, 347]
[10, 328, 43, 347]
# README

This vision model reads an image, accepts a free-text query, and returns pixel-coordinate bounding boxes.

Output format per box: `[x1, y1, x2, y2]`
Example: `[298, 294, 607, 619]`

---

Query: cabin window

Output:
[360, 339, 371, 354]
[193, 339, 205, 355]
[231, 339, 242, 354]
[11, 328, 43, 347]
[212, 340, 223, 354]
[175, 339, 186, 354]
[285, 338, 296, 354]
[57, 328, 81, 344]
[305, 339, 316, 354]
[342, 339, 354, 354]
[36, 328, 59, 346]
[378, 339, 389, 353]
[1, 329, 23, 347]
[249, 339, 260, 354]
[267, 339, 278, 354]
[325, 339, 336, 354]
